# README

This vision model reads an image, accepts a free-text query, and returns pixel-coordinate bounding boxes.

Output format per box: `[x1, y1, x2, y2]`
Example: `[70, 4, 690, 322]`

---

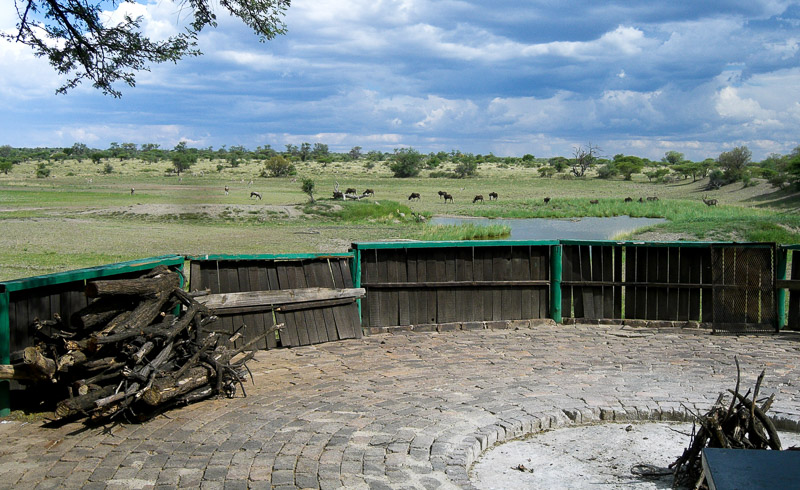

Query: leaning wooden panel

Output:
[189, 261, 203, 292]
[377, 250, 397, 327]
[275, 263, 301, 346]
[304, 261, 330, 343]
[292, 261, 317, 345]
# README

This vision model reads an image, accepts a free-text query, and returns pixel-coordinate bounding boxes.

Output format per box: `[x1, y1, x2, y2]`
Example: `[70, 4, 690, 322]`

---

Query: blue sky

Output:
[1, 0, 800, 160]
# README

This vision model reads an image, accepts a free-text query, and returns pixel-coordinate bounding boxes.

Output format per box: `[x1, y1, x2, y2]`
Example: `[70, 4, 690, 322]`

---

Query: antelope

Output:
[488, 192, 498, 201]
[589, 199, 599, 205]
[408, 192, 421, 201]
[543, 197, 551, 204]
[624, 197, 633, 203]
[473, 195, 484, 203]
[443, 193, 454, 203]
[363, 189, 375, 197]
[702, 195, 718, 207]
[345, 187, 357, 195]
[646, 196, 659, 201]
[224, 185, 229, 196]
[250, 191, 262, 200]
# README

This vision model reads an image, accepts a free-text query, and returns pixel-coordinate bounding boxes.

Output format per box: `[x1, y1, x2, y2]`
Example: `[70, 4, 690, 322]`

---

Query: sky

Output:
[1, 1, 800, 161]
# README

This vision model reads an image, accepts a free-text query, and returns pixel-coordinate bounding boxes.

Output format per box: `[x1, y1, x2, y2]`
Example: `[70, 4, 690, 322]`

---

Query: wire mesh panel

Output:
[711, 245, 776, 333]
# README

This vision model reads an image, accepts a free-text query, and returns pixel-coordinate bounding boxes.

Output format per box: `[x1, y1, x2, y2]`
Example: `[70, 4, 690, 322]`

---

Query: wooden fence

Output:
[187, 254, 362, 349]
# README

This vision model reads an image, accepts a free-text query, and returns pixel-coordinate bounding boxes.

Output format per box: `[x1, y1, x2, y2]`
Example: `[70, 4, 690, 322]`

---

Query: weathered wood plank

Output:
[396, 249, 410, 326]
[197, 287, 366, 310]
[512, 247, 527, 320]
[406, 250, 421, 324]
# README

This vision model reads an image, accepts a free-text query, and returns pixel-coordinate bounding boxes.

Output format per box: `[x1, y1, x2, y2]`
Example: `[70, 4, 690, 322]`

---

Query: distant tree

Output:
[4, 0, 291, 97]
[170, 142, 197, 175]
[312, 143, 329, 159]
[388, 148, 424, 178]
[0, 145, 13, 158]
[299, 142, 311, 161]
[548, 156, 569, 173]
[366, 150, 384, 161]
[349, 146, 362, 161]
[662, 151, 684, 165]
[90, 151, 107, 164]
[522, 153, 535, 162]
[284, 144, 298, 157]
[614, 156, 645, 180]
[121, 142, 138, 158]
[644, 168, 670, 183]
[0, 158, 13, 174]
[227, 145, 248, 167]
[718, 146, 752, 184]
[570, 144, 599, 177]
[538, 166, 556, 178]
[596, 163, 618, 179]
[453, 160, 478, 178]
[70, 142, 89, 157]
[301, 177, 315, 203]
[261, 155, 296, 177]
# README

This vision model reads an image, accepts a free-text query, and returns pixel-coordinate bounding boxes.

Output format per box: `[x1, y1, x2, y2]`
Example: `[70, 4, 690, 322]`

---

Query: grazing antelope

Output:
[438, 190, 447, 199]
[130, 187, 135, 195]
[488, 192, 498, 201]
[589, 199, 599, 205]
[473, 195, 484, 203]
[250, 191, 262, 200]
[624, 197, 633, 202]
[224, 185, 229, 196]
[702, 195, 718, 206]
[408, 192, 421, 201]
[443, 193, 454, 203]
[646, 196, 659, 201]
[363, 189, 375, 197]
[543, 197, 551, 204]
[345, 187, 357, 195]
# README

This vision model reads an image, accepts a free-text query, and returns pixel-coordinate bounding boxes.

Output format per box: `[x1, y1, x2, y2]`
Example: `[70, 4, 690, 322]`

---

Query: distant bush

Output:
[261, 155, 296, 177]
[35, 163, 50, 178]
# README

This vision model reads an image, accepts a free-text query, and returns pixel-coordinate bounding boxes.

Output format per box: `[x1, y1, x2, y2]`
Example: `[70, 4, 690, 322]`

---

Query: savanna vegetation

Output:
[0, 142, 798, 281]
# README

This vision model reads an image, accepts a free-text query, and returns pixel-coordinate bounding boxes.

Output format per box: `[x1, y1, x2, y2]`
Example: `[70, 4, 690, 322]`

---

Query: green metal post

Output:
[0, 291, 10, 417]
[550, 245, 562, 323]
[777, 248, 788, 330]
[351, 249, 363, 326]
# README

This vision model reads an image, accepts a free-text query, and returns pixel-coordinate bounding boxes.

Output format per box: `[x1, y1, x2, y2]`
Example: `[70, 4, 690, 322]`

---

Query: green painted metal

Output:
[559, 239, 776, 249]
[781, 245, 800, 251]
[0, 255, 185, 293]
[777, 248, 789, 330]
[550, 245, 563, 324]
[186, 253, 353, 262]
[351, 240, 559, 250]
[351, 247, 363, 324]
[0, 291, 9, 417]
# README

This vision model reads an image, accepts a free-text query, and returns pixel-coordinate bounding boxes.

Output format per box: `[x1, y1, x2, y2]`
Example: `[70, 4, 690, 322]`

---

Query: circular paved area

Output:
[2, 324, 800, 489]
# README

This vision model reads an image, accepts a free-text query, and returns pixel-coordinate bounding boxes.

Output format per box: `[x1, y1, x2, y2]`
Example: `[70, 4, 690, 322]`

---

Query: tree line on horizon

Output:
[1, 142, 799, 192]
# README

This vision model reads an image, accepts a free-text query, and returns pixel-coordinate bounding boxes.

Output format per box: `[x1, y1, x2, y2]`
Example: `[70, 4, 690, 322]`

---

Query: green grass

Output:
[419, 223, 511, 241]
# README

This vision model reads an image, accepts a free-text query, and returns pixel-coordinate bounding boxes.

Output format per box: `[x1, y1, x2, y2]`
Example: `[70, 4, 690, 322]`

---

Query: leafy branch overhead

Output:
[3, 0, 291, 97]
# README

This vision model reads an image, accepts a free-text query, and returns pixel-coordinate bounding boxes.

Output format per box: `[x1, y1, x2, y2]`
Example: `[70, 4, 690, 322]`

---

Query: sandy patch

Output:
[82, 203, 307, 219]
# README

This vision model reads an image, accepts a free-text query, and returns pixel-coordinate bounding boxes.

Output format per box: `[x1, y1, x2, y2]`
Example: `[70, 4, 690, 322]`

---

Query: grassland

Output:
[0, 156, 798, 281]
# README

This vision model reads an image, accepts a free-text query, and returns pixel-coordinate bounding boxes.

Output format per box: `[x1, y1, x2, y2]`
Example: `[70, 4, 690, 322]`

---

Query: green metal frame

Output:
[0, 254, 185, 417]
[186, 253, 353, 261]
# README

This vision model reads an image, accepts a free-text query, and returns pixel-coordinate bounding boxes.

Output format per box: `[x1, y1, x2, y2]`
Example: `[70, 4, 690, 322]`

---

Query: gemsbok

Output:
[250, 191, 262, 200]
[702, 195, 718, 206]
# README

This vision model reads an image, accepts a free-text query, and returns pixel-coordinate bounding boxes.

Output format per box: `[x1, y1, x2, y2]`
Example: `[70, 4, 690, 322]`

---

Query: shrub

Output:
[261, 155, 296, 177]
[453, 160, 478, 178]
[388, 148, 423, 177]
[35, 163, 50, 178]
[103, 162, 114, 174]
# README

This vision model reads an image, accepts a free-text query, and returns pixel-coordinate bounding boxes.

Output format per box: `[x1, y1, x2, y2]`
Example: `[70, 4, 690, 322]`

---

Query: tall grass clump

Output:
[419, 223, 510, 241]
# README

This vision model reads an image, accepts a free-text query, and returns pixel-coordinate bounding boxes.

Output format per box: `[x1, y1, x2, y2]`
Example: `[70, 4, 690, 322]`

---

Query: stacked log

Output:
[670, 360, 784, 488]
[2, 266, 271, 423]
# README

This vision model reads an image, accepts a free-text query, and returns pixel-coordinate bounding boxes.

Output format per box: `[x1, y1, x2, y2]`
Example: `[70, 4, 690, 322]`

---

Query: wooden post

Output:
[777, 248, 788, 330]
[0, 290, 9, 416]
[551, 245, 562, 323]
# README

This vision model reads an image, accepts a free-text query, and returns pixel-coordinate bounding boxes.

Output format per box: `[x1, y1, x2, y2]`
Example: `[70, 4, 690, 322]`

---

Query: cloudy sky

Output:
[2, 0, 800, 160]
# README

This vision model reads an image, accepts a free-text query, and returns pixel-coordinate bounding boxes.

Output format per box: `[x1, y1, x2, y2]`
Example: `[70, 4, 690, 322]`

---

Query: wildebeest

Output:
[224, 185, 229, 196]
[333, 191, 344, 199]
[345, 187, 357, 195]
[624, 197, 633, 202]
[646, 196, 659, 201]
[438, 190, 447, 199]
[363, 189, 375, 197]
[250, 191, 262, 200]
[408, 192, 421, 201]
[130, 187, 135, 195]
[543, 197, 551, 204]
[702, 195, 718, 206]
[473, 195, 484, 203]
[589, 199, 599, 205]
[443, 193, 454, 203]
[488, 192, 498, 201]
[638, 197, 644, 203]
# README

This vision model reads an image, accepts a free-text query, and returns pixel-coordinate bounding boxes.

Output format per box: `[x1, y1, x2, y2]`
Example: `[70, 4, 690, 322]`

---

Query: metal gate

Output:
[711, 244, 776, 333]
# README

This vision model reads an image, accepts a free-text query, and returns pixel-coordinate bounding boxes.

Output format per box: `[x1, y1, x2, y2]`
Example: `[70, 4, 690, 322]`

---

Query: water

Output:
[429, 216, 666, 240]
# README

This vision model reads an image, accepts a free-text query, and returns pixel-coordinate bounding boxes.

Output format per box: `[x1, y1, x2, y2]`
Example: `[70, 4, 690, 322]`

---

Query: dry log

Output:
[95, 314, 176, 345]
[56, 384, 117, 419]
[71, 296, 137, 330]
[23, 347, 56, 380]
[56, 351, 88, 372]
[85, 269, 180, 298]
[196, 287, 365, 312]
[96, 290, 171, 339]
[0, 364, 40, 380]
[141, 366, 213, 406]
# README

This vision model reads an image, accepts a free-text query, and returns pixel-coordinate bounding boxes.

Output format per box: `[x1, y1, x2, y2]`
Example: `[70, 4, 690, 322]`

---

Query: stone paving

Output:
[2, 323, 800, 489]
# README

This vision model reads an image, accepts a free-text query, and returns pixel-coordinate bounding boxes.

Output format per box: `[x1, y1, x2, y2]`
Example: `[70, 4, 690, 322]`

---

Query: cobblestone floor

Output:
[2, 324, 800, 489]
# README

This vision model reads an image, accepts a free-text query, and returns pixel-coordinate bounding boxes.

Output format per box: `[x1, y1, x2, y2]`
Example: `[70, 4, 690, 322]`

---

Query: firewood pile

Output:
[670, 359, 784, 488]
[2, 266, 274, 423]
